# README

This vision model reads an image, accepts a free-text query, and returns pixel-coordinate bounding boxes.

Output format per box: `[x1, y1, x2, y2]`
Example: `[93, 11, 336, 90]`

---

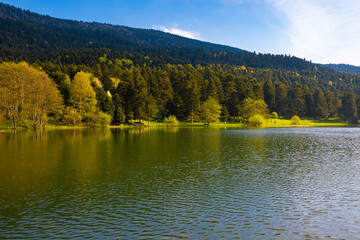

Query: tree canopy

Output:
[0, 62, 62, 128]
[200, 97, 222, 125]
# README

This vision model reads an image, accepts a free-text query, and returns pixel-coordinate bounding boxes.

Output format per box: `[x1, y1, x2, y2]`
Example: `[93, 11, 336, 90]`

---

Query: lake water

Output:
[1, 127, 360, 239]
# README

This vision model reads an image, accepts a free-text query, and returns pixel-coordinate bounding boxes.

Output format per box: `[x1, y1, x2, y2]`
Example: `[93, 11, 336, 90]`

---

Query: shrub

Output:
[248, 114, 265, 126]
[21, 119, 33, 129]
[0, 113, 5, 125]
[99, 112, 112, 126]
[84, 112, 100, 127]
[270, 112, 278, 118]
[62, 108, 81, 126]
[291, 115, 301, 125]
[200, 97, 221, 125]
[164, 115, 179, 126]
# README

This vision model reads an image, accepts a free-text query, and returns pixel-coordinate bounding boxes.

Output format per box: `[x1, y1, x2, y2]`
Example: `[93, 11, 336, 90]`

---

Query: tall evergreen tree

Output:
[303, 85, 314, 117]
[151, 68, 174, 119]
[184, 71, 201, 123]
[288, 83, 305, 117]
[224, 77, 239, 117]
[275, 83, 288, 117]
[341, 92, 358, 123]
[313, 88, 328, 119]
[263, 79, 275, 112]
[252, 83, 264, 100]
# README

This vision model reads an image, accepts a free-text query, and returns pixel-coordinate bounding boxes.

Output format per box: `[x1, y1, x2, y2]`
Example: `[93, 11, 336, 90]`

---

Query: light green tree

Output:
[291, 115, 301, 125]
[144, 95, 158, 126]
[248, 114, 265, 126]
[63, 107, 81, 126]
[200, 97, 222, 125]
[69, 71, 97, 117]
[237, 98, 269, 122]
[0, 62, 62, 128]
[164, 115, 179, 126]
[270, 112, 278, 118]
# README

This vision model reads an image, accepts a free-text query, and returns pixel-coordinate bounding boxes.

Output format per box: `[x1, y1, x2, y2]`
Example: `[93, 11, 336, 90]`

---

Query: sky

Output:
[2, 0, 360, 65]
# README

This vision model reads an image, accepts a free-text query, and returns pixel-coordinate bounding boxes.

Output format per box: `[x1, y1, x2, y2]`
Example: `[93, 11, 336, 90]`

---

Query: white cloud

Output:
[268, 0, 360, 65]
[152, 25, 202, 40]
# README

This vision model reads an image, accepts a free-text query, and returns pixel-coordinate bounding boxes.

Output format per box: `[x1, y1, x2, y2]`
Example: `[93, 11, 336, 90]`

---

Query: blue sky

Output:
[3, 0, 360, 65]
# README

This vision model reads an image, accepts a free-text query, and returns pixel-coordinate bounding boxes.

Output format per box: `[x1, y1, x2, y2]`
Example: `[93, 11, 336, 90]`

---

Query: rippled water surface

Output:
[1, 127, 360, 239]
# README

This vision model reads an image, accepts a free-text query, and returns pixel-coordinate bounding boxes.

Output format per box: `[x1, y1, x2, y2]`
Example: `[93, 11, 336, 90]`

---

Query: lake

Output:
[1, 127, 360, 239]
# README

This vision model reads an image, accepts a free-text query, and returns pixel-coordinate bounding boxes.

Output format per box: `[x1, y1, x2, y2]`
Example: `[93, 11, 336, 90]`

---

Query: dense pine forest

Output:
[1, 3, 360, 128]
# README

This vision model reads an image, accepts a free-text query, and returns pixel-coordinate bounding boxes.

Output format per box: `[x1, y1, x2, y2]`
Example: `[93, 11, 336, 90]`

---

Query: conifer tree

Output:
[263, 79, 275, 112]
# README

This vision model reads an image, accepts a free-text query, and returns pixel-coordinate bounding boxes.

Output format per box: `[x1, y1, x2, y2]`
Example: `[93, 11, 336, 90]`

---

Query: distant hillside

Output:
[0, 3, 316, 71]
[324, 64, 360, 75]
[0, 3, 242, 52]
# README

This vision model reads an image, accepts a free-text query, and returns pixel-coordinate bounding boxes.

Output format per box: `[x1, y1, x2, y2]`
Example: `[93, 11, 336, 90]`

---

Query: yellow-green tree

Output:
[237, 98, 269, 122]
[200, 97, 222, 125]
[63, 107, 81, 126]
[0, 62, 28, 128]
[69, 71, 97, 117]
[0, 62, 62, 128]
[28, 69, 63, 128]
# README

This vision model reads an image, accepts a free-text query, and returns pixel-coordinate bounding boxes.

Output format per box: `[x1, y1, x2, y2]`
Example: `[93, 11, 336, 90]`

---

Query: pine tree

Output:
[263, 79, 275, 112]
[313, 88, 328, 119]
[275, 83, 288, 117]
[341, 92, 358, 123]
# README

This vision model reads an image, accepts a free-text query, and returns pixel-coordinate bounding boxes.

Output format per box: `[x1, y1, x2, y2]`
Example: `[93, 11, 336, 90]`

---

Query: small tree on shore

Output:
[291, 115, 301, 125]
[237, 98, 269, 122]
[200, 97, 222, 125]
[164, 115, 179, 126]
[0, 62, 62, 129]
[270, 112, 278, 119]
[69, 71, 97, 117]
[63, 107, 81, 126]
[248, 114, 265, 126]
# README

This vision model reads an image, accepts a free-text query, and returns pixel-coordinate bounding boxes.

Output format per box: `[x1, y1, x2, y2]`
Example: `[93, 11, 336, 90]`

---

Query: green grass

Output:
[265, 118, 347, 128]
[0, 117, 349, 131]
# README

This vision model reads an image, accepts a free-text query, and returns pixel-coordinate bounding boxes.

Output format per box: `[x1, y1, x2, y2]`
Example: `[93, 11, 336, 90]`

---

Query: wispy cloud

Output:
[268, 0, 360, 65]
[152, 25, 202, 40]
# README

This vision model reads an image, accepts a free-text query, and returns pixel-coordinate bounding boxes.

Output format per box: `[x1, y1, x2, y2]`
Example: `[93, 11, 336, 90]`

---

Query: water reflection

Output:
[1, 127, 360, 239]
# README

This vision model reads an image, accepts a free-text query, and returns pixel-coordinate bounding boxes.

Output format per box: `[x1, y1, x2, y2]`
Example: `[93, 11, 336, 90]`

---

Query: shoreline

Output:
[0, 118, 350, 132]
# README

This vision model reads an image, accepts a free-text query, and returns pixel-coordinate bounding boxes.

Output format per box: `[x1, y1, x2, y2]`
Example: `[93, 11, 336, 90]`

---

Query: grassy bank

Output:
[264, 118, 348, 128]
[0, 118, 349, 131]
[125, 117, 348, 128]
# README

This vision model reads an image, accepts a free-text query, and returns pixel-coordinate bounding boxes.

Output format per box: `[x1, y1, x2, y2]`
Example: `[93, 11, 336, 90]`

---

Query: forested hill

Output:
[0, 3, 241, 52]
[324, 64, 360, 75]
[1, 3, 315, 70]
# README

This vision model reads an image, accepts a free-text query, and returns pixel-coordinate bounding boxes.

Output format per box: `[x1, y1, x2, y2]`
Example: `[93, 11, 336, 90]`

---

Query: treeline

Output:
[1, 59, 360, 128]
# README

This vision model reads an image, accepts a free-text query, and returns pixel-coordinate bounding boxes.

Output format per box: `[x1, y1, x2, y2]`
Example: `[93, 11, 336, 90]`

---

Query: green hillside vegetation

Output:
[0, 60, 356, 128]
[324, 64, 360, 75]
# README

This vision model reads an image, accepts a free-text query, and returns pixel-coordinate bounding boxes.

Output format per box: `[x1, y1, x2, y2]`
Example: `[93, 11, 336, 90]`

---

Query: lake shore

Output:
[0, 118, 349, 131]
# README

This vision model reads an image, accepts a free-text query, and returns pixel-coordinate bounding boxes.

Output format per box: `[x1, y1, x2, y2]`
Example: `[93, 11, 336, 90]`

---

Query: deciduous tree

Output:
[0, 62, 62, 128]
[69, 71, 97, 117]
[200, 97, 222, 125]
[237, 98, 269, 122]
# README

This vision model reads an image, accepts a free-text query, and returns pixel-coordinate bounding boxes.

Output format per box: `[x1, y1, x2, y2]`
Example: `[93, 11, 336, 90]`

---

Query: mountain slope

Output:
[324, 64, 360, 75]
[0, 3, 242, 52]
[0, 3, 318, 71]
